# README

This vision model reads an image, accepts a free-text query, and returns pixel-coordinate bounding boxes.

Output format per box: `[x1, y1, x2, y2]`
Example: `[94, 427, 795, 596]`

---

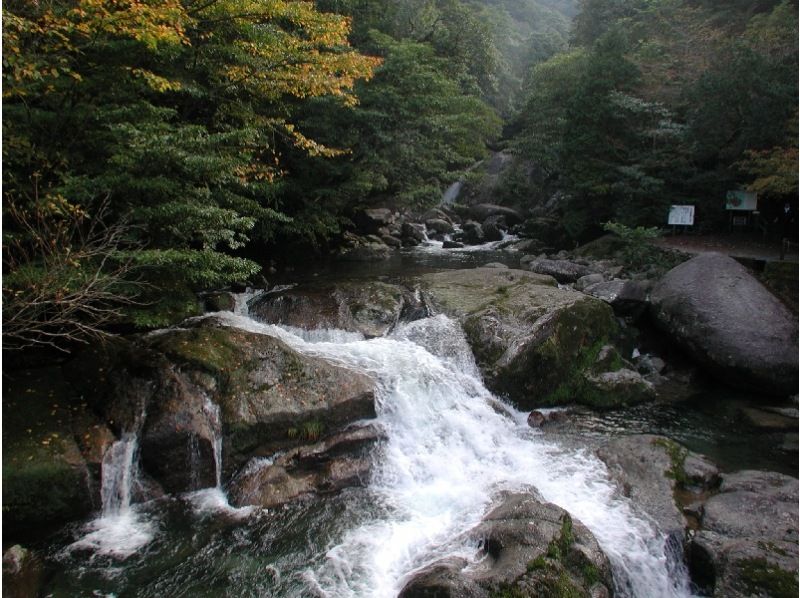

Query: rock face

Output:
[248, 281, 413, 338]
[419, 268, 618, 409]
[229, 424, 383, 508]
[650, 253, 798, 395]
[145, 319, 377, 476]
[689, 470, 798, 597]
[399, 493, 613, 598]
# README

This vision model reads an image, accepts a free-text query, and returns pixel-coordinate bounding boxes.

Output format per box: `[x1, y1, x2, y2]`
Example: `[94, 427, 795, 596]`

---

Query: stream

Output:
[39, 242, 795, 597]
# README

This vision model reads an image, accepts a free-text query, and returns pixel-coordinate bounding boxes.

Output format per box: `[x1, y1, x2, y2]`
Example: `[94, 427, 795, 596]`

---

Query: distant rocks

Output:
[526, 258, 594, 283]
[650, 253, 798, 396]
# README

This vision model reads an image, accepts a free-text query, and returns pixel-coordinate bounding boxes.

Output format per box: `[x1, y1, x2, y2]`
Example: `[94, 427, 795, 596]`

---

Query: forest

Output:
[3, 0, 798, 352]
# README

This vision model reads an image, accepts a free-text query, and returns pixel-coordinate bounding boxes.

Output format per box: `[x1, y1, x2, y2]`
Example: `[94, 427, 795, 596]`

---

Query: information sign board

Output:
[668, 205, 695, 226]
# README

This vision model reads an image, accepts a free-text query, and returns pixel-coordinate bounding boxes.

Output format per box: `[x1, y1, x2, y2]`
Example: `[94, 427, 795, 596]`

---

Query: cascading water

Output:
[68, 431, 155, 559]
[213, 309, 692, 598]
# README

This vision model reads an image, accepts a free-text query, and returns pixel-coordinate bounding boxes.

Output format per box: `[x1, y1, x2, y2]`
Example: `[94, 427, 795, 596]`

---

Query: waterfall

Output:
[67, 419, 155, 559]
[441, 180, 463, 205]
[213, 310, 692, 598]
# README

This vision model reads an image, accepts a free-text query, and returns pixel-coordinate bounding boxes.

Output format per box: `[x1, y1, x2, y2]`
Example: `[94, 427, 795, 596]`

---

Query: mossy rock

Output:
[420, 268, 618, 409]
[2, 369, 93, 537]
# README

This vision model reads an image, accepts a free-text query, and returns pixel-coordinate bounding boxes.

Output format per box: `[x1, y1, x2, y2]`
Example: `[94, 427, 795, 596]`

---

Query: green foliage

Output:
[287, 421, 325, 442]
[652, 437, 689, 486]
[603, 221, 660, 269]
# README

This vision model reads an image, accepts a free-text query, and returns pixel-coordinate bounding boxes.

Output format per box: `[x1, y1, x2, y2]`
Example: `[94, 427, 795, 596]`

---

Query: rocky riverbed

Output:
[3, 240, 797, 598]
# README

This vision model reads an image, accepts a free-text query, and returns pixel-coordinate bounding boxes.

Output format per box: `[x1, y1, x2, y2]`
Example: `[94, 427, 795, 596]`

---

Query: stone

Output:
[689, 470, 799, 597]
[418, 268, 617, 409]
[482, 220, 503, 241]
[462, 221, 484, 245]
[595, 435, 689, 538]
[527, 258, 593, 284]
[353, 208, 396, 234]
[583, 368, 656, 408]
[381, 234, 402, 248]
[399, 493, 612, 598]
[338, 242, 392, 262]
[650, 253, 798, 395]
[2, 545, 43, 598]
[402, 222, 427, 245]
[482, 262, 508, 269]
[468, 203, 523, 225]
[443, 240, 465, 249]
[584, 279, 650, 318]
[145, 319, 377, 476]
[575, 273, 604, 291]
[425, 218, 454, 234]
[203, 291, 236, 312]
[229, 424, 383, 508]
[248, 280, 409, 338]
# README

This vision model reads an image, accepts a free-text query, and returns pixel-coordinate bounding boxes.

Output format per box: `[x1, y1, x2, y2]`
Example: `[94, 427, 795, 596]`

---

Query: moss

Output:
[758, 541, 790, 557]
[760, 261, 798, 313]
[652, 438, 689, 486]
[738, 558, 799, 598]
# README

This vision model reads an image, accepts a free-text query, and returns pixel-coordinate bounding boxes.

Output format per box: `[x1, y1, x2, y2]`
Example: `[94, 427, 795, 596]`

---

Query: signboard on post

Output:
[726, 190, 758, 211]
[668, 205, 695, 226]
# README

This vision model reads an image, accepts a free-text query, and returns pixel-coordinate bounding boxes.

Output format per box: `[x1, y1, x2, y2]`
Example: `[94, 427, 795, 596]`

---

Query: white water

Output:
[213, 310, 692, 598]
[68, 434, 155, 559]
[442, 181, 463, 204]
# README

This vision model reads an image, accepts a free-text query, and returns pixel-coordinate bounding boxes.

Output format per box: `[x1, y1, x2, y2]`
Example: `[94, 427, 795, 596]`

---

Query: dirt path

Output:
[653, 233, 798, 263]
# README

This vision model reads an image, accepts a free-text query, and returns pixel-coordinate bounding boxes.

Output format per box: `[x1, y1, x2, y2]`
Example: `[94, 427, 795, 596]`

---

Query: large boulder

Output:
[248, 281, 413, 338]
[145, 319, 376, 476]
[650, 253, 798, 395]
[418, 268, 618, 409]
[353, 208, 396, 234]
[584, 279, 650, 319]
[468, 203, 523, 225]
[461, 221, 485, 245]
[399, 493, 613, 598]
[689, 470, 798, 597]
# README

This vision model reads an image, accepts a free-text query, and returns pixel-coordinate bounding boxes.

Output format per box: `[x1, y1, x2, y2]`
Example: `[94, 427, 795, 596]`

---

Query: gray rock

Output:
[575, 273, 604, 291]
[402, 222, 427, 245]
[650, 253, 798, 395]
[425, 218, 454, 234]
[689, 470, 799, 597]
[248, 281, 408, 338]
[2, 545, 42, 598]
[528, 259, 593, 283]
[482, 262, 508, 269]
[584, 279, 650, 318]
[419, 268, 617, 409]
[381, 234, 402, 248]
[583, 368, 656, 408]
[468, 203, 523, 225]
[399, 493, 612, 598]
[354, 208, 396, 234]
[443, 240, 464, 249]
[338, 242, 392, 262]
[229, 424, 383, 508]
[482, 220, 503, 241]
[595, 435, 688, 538]
[462, 221, 485, 245]
[203, 291, 236, 313]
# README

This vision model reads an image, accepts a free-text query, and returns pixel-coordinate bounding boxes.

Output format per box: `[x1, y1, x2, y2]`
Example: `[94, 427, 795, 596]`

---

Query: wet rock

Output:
[229, 424, 383, 508]
[575, 273, 604, 291]
[527, 258, 593, 284]
[426, 218, 454, 234]
[526, 410, 569, 428]
[146, 320, 377, 475]
[462, 221, 485, 245]
[381, 234, 403, 248]
[443, 240, 464, 249]
[583, 369, 656, 408]
[354, 208, 396, 234]
[248, 280, 408, 338]
[418, 268, 617, 409]
[740, 407, 798, 430]
[584, 279, 650, 318]
[468, 203, 523, 225]
[2, 545, 43, 598]
[398, 558, 486, 598]
[400, 493, 612, 597]
[482, 220, 503, 242]
[203, 291, 236, 313]
[338, 242, 392, 262]
[689, 470, 798, 597]
[595, 435, 691, 538]
[650, 253, 798, 396]
[402, 222, 427, 246]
